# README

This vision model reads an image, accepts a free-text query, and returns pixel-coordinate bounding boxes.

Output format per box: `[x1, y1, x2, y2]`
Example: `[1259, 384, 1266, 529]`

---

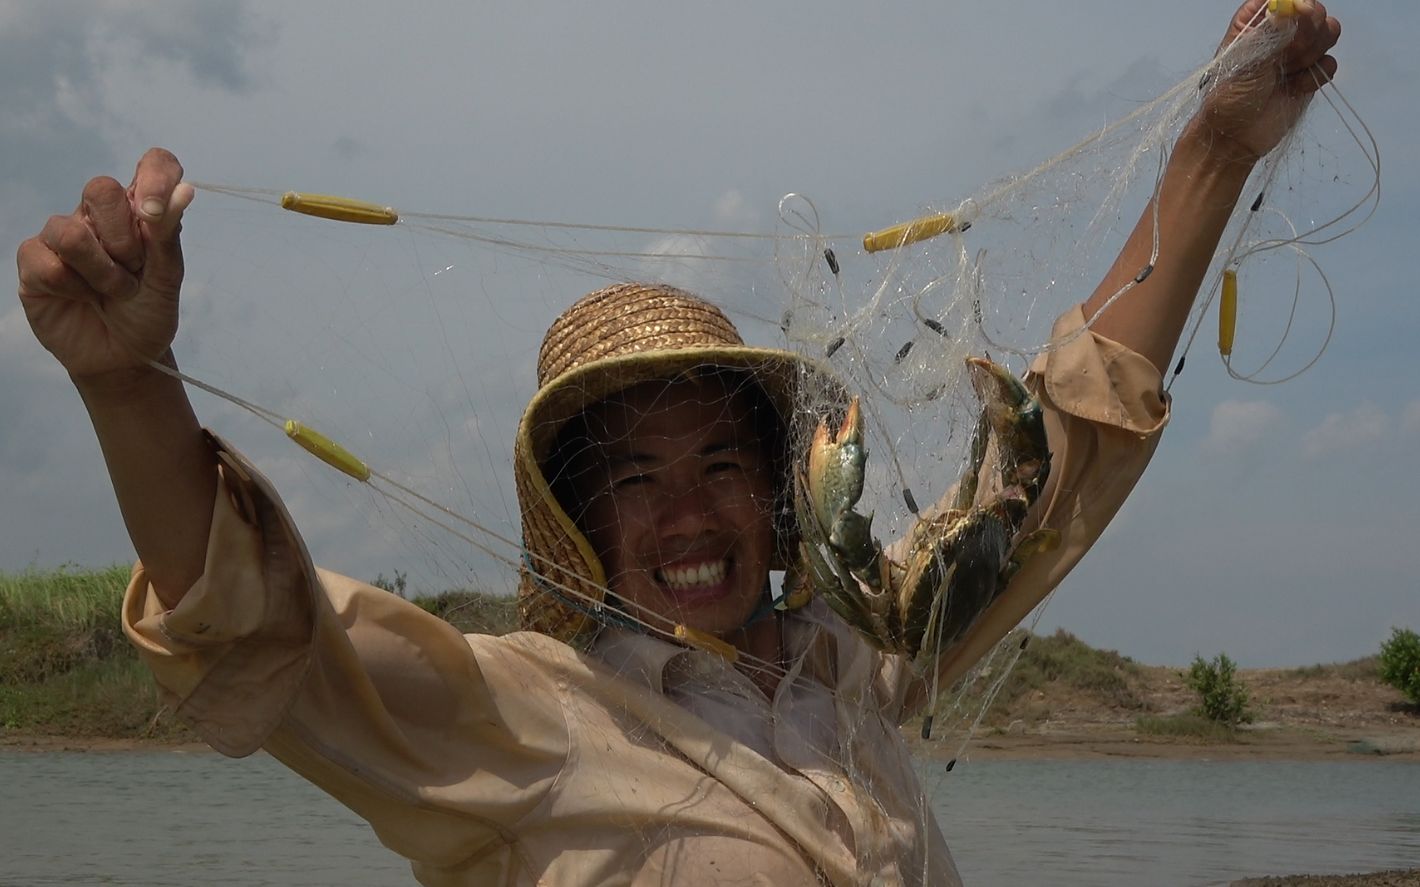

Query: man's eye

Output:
[611, 474, 651, 491]
[706, 461, 743, 475]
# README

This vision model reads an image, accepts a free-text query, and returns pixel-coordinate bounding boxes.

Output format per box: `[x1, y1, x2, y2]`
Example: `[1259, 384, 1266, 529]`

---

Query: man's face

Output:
[569, 375, 777, 639]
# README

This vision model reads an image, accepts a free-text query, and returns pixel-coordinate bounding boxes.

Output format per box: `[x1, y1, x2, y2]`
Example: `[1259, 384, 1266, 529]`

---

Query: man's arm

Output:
[893, 1, 1345, 707]
[1084, 0, 1341, 374]
[16, 148, 213, 608]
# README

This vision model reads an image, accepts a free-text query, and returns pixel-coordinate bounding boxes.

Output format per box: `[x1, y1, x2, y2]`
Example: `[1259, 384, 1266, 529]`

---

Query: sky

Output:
[2, 0, 1416, 668]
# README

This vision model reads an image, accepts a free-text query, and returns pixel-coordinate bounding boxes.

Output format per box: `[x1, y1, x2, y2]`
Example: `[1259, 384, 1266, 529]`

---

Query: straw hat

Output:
[514, 282, 844, 644]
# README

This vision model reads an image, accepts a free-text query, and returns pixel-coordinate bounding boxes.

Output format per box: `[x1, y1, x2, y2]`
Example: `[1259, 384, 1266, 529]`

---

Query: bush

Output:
[371, 570, 409, 597]
[1186, 652, 1251, 725]
[1378, 627, 1420, 705]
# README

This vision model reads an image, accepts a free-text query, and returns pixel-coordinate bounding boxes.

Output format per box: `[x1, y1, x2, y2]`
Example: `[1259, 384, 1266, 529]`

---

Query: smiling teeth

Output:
[658, 560, 727, 589]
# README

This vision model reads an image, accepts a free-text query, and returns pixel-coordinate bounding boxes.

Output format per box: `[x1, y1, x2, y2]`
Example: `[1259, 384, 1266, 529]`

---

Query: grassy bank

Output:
[0, 566, 518, 741]
[0, 565, 173, 738]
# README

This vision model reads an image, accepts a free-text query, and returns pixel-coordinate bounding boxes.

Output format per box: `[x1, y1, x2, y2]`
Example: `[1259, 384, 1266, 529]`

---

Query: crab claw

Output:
[806, 397, 866, 532]
[965, 356, 1028, 415]
[965, 356, 1050, 496]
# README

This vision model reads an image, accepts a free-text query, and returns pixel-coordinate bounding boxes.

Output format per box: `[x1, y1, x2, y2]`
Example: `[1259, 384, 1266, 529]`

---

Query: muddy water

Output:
[1, 751, 1416, 885]
[928, 758, 1420, 885]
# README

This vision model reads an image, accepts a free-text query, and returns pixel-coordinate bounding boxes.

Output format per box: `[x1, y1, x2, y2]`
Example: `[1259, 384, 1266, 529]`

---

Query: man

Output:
[15, 2, 1340, 883]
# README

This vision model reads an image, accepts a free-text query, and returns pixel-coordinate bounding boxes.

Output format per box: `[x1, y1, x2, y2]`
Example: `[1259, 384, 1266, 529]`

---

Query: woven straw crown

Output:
[514, 282, 838, 644]
[536, 285, 746, 385]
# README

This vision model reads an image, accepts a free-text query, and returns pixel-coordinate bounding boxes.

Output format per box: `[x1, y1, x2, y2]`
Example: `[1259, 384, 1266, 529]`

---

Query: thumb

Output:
[138, 182, 195, 296]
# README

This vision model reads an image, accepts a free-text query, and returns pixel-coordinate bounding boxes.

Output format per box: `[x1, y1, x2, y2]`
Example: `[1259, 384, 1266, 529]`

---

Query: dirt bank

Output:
[909, 643, 1419, 761]
[1232, 871, 1420, 886]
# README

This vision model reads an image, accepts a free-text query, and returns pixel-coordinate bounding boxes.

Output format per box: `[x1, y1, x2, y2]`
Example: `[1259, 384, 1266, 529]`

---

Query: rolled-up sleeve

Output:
[122, 433, 570, 868]
[929, 305, 1170, 689]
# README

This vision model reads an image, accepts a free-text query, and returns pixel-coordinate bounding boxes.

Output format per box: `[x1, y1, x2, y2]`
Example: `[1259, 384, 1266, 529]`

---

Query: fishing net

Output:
[140, 9, 1375, 883]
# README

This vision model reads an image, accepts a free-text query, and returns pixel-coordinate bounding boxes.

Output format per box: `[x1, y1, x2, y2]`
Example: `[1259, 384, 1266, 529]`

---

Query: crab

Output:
[793, 356, 1060, 663]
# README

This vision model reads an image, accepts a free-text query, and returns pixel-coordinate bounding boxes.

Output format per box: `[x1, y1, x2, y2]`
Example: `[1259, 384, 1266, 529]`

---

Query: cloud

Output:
[66, 2, 265, 92]
[712, 190, 758, 229]
[1402, 399, 1420, 437]
[332, 136, 365, 162]
[0, 2, 264, 246]
[631, 189, 770, 299]
[1203, 400, 1283, 453]
[1301, 402, 1390, 459]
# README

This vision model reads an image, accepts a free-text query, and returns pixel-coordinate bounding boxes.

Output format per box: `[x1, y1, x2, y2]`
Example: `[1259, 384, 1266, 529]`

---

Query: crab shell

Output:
[795, 356, 1059, 662]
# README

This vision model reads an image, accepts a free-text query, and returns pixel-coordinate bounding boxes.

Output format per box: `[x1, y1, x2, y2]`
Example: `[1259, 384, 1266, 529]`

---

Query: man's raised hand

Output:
[17, 148, 194, 381]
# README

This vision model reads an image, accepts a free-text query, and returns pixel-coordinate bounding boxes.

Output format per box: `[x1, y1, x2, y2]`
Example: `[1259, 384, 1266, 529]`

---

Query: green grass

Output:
[0, 565, 520, 740]
[415, 589, 519, 636]
[0, 564, 129, 631]
[941, 629, 1149, 727]
[1287, 656, 1379, 681]
[0, 565, 132, 686]
[0, 658, 187, 738]
[373, 569, 519, 635]
[0, 565, 183, 737]
[998, 629, 1146, 710]
[1135, 713, 1239, 742]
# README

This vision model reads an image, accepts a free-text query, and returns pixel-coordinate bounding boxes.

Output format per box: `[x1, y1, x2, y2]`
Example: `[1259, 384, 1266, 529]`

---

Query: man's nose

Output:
[655, 479, 717, 540]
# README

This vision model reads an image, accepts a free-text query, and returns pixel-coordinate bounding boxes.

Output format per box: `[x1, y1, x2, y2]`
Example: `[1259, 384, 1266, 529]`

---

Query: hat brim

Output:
[520, 344, 841, 467]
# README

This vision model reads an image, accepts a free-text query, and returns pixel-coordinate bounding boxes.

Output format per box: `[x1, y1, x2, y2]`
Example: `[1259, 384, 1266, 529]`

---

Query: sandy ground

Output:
[905, 660, 1420, 762]
[1231, 873, 1420, 886]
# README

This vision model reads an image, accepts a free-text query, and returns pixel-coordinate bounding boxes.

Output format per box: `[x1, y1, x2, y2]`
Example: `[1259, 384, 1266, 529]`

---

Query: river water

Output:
[1, 750, 1416, 885]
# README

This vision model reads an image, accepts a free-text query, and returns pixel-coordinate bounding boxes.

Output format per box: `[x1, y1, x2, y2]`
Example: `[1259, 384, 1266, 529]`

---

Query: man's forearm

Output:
[1082, 120, 1259, 375]
[75, 359, 216, 609]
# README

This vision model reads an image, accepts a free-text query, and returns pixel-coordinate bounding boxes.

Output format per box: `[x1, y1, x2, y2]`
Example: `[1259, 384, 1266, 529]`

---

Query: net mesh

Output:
[140, 12, 1375, 883]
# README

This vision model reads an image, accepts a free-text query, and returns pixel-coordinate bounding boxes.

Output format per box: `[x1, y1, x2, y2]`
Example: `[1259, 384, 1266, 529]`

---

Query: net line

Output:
[88, 20, 1380, 878]
[152, 6, 1373, 726]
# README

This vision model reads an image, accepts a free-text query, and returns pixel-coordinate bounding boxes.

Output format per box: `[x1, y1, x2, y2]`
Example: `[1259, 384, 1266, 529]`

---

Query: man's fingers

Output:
[1230, 0, 1269, 41]
[1311, 12, 1340, 57]
[1282, 1, 1339, 66]
[36, 214, 140, 303]
[149, 182, 196, 242]
[127, 148, 186, 228]
[1299, 0, 1327, 28]
[81, 176, 144, 275]
[120, 148, 191, 298]
[136, 181, 193, 299]
[16, 237, 107, 308]
[1286, 56, 1338, 96]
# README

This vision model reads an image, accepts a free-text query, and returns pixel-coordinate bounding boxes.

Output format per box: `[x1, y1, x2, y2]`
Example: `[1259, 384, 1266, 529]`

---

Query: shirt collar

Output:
[590, 626, 688, 694]
[590, 601, 845, 696]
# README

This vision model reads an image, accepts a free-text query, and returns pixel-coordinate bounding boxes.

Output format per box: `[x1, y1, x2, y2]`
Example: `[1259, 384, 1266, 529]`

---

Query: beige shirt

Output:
[123, 306, 1167, 886]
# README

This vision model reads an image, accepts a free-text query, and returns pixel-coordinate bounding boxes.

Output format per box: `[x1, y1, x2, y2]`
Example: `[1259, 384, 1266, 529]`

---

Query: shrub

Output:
[1186, 652, 1251, 725]
[1378, 627, 1420, 705]
[371, 570, 409, 597]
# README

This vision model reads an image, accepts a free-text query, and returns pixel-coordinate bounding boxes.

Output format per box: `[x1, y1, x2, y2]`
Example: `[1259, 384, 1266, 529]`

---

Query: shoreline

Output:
[8, 725, 1417, 762]
[909, 718, 1420, 763]
[949, 728, 1420, 762]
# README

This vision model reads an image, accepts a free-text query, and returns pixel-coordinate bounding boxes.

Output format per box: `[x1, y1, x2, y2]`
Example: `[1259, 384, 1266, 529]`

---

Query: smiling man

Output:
[14, 2, 1341, 883]
[567, 378, 781, 644]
